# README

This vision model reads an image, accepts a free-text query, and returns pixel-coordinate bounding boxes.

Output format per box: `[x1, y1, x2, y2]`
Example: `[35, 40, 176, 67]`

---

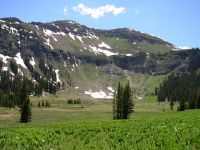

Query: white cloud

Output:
[73, 3, 125, 19]
[64, 6, 68, 16]
[134, 9, 140, 14]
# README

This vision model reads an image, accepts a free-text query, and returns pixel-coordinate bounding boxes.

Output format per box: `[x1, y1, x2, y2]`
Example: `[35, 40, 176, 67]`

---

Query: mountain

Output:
[0, 17, 200, 99]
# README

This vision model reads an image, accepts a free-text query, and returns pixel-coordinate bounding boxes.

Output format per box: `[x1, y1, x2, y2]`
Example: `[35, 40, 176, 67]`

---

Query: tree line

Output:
[113, 82, 134, 119]
[156, 72, 200, 111]
[0, 70, 59, 108]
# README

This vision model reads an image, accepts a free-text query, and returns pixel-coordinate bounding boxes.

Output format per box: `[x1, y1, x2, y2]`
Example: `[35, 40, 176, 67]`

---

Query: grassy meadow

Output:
[0, 95, 200, 149]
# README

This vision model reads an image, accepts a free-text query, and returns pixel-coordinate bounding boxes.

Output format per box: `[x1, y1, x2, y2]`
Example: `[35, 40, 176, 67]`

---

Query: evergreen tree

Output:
[42, 101, 45, 107]
[113, 82, 134, 119]
[156, 72, 200, 111]
[38, 101, 41, 107]
[122, 83, 134, 119]
[20, 80, 31, 123]
[116, 82, 123, 119]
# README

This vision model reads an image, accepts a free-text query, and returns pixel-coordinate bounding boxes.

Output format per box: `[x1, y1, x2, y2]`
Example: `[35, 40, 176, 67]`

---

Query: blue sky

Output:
[0, 0, 199, 48]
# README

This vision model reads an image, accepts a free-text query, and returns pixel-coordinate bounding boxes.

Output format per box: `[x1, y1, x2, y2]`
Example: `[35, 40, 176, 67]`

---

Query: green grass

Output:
[142, 96, 158, 102]
[0, 109, 200, 149]
[102, 37, 134, 54]
[138, 41, 172, 54]
[143, 74, 167, 94]
[0, 95, 176, 127]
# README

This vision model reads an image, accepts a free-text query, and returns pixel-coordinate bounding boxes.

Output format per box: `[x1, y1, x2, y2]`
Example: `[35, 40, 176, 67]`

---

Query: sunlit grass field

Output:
[0, 96, 199, 149]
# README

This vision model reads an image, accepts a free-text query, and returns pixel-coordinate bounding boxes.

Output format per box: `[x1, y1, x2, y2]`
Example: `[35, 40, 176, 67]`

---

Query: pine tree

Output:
[116, 82, 123, 119]
[122, 83, 134, 119]
[20, 80, 31, 123]
[42, 101, 45, 107]
[38, 101, 41, 107]
[113, 82, 134, 120]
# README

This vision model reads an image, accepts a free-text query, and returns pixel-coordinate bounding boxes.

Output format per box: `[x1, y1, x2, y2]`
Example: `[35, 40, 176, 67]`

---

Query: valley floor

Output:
[0, 97, 199, 149]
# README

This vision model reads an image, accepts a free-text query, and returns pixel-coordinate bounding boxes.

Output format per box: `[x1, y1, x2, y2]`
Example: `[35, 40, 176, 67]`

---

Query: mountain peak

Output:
[1, 17, 23, 24]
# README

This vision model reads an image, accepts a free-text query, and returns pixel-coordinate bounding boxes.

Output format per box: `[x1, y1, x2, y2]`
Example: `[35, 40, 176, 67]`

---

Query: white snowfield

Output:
[0, 54, 11, 63]
[55, 31, 66, 36]
[68, 21, 75, 24]
[76, 35, 83, 43]
[43, 38, 54, 49]
[68, 32, 75, 40]
[55, 69, 61, 83]
[52, 23, 60, 29]
[136, 95, 143, 100]
[0, 20, 5, 23]
[18, 40, 21, 45]
[29, 57, 36, 67]
[107, 86, 115, 92]
[1, 24, 20, 36]
[89, 45, 118, 57]
[172, 46, 191, 51]
[84, 90, 113, 99]
[126, 54, 133, 57]
[34, 25, 40, 30]
[98, 42, 111, 49]
[14, 53, 27, 68]
[43, 28, 58, 41]
[2, 67, 8, 71]
[63, 61, 67, 67]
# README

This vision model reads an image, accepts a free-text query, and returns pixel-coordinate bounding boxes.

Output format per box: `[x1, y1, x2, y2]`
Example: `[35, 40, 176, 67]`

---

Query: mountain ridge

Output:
[0, 17, 199, 99]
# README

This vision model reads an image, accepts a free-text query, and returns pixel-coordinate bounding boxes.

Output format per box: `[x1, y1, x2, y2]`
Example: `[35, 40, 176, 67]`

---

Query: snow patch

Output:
[89, 45, 118, 57]
[0, 54, 11, 63]
[76, 35, 83, 43]
[0, 20, 5, 23]
[64, 61, 67, 67]
[2, 67, 8, 71]
[43, 28, 58, 41]
[73, 28, 78, 32]
[14, 53, 27, 68]
[52, 23, 60, 29]
[29, 57, 36, 67]
[136, 95, 143, 100]
[178, 46, 190, 50]
[84, 90, 113, 99]
[68, 32, 75, 40]
[126, 54, 133, 57]
[1, 24, 20, 36]
[18, 68, 23, 75]
[43, 38, 54, 49]
[66, 27, 70, 30]
[55, 69, 61, 83]
[107, 87, 115, 93]
[34, 25, 40, 30]
[74, 87, 79, 89]
[98, 42, 111, 49]
[68, 21, 74, 24]
[55, 31, 66, 36]
[75, 62, 79, 67]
